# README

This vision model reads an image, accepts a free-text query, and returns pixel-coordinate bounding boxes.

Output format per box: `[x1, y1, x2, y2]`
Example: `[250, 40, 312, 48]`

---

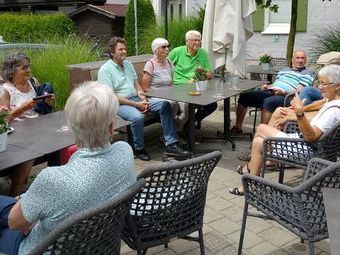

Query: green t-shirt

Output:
[168, 46, 212, 85]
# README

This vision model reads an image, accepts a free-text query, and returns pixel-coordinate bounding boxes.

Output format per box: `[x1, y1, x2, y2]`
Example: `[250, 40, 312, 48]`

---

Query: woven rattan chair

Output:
[122, 151, 222, 255]
[239, 158, 340, 255]
[28, 179, 146, 255]
[261, 122, 340, 183]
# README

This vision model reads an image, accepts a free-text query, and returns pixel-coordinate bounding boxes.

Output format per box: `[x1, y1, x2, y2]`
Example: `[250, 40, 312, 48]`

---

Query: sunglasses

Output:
[160, 45, 170, 49]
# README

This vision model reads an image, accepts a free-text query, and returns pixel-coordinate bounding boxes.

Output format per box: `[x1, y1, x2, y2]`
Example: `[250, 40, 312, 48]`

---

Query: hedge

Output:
[0, 12, 75, 43]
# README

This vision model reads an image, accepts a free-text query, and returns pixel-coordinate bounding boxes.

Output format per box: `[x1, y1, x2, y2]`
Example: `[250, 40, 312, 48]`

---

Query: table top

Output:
[0, 111, 131, 172]
[322, 187, 340, 254]
[144, 79, 263, 105]
[247, 65, 282, 75]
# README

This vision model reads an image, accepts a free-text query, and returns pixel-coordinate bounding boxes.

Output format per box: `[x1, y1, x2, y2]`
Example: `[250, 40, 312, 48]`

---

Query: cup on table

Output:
[57, 111, 72, 133]
[214, 80, 224, 97]
[230, 75, 240, 91]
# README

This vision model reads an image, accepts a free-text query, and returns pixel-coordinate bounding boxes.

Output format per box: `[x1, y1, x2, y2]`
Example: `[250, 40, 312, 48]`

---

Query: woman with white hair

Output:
[141, 37, 179, 118]
[230, 64, 340, 196]
[0, 82, 136, 255]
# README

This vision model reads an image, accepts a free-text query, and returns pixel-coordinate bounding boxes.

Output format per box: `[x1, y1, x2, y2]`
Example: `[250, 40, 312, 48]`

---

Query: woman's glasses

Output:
[160, 45, 170, 49]
[17, 64, 30, 71]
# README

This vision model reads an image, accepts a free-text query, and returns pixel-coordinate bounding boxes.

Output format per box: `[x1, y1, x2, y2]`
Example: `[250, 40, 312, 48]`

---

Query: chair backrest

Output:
[315, 122, 340, 161]
[28, 179, 146, 255]
[272, 58, 287, 68]
[123, 151, 222, 250]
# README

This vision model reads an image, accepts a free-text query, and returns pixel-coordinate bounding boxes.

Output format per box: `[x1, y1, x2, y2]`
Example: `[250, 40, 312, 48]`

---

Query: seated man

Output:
[98, 37, 190, 161]
[169, 30, 217, 130]
[232, 50, 317, 134]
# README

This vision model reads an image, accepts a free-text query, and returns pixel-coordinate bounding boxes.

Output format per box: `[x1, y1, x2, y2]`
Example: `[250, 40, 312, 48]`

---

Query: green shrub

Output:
[24, 36, 100, 110]
[309, 26, 340, 63]
[124, 0, 156, 55]
[0, 12, 75, 43]
[139, 16, 204, 54]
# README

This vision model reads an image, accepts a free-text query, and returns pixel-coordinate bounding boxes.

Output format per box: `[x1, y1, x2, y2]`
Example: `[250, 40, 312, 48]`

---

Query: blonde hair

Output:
[65, 81, 119, 150]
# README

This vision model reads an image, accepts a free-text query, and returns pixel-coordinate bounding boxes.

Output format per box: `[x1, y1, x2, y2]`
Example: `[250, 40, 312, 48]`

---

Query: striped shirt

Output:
[272, 67, 315, 94]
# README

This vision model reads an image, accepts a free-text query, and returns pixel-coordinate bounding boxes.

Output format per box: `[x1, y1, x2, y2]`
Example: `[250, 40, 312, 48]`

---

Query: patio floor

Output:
[1, 100, 331, 255]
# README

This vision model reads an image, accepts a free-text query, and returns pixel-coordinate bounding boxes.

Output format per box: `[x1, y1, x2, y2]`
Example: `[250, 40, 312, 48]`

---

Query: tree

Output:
[124, 0, 156, 56]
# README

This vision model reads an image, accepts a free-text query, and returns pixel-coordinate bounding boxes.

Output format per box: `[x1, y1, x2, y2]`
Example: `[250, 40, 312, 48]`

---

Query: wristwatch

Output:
[295, 111, 305, 120]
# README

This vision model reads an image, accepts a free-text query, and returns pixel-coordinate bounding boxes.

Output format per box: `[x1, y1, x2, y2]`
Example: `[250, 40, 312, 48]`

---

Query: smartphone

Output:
[33, 94, 53, 101]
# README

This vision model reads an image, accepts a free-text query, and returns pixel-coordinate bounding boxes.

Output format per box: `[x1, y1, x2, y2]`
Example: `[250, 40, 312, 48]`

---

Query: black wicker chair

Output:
[122, 151, 222, 255]
[239, 158, 340, 255]
[261, 122, 340, 183]
[28, 179, 146, 255]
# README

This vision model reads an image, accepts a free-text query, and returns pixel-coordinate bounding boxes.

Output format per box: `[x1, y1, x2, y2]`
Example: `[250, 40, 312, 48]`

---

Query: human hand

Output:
[21, 99, 37, 111]
[273, 117, 288, 130]
[135, 100, 149, 113]
[0, 105, 9, 112]
[290, 93, 306, 114]
[137, 90, 146, 101]
[277, 107, 289, 117]
[261, 84, 270, 90]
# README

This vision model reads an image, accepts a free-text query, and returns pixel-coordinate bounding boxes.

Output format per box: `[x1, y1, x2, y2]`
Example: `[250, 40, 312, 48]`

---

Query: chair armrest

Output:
[283, 121, 299, 134]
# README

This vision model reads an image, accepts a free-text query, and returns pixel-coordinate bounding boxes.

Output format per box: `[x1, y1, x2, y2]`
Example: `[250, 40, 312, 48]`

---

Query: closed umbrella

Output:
[202, 0, 256, 77]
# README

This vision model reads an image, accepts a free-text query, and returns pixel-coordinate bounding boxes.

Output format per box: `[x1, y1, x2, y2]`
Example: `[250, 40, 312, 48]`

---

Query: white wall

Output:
[246, 0, 340, 61]
[106, 0, 129, 4]
[186, 0, 205, 16]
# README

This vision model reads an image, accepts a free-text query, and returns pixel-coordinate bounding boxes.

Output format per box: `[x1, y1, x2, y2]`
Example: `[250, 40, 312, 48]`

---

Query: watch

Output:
[296, 111, 305, 120]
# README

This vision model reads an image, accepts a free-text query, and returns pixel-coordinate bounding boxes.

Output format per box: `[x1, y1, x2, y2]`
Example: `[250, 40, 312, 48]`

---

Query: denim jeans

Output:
[118, 96, 177, 150]
[298, 86, 323, 105]
[0, 196, 25, 255]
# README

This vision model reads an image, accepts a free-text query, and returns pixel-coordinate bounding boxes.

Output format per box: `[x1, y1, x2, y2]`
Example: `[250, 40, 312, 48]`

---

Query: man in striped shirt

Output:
[231, 50, 318, 134]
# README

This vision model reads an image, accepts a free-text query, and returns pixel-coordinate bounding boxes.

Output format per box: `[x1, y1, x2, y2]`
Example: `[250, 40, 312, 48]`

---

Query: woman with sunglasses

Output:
[141, 38, 179, 119]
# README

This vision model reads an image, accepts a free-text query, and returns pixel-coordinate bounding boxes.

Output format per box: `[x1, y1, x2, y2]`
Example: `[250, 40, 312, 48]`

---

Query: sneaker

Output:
[166, 142, 191, 156]
[230, 126, 243, 134]
[135, 149, 150, 161]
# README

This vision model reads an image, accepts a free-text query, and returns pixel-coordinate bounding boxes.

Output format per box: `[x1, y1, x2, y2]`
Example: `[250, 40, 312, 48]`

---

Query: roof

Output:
[69, 3, 127, 19]
[0, 0, 105, 7]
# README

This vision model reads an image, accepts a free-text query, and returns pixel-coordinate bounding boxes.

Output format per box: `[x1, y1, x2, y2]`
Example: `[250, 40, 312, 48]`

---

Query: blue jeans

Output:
[118, 96, 178, 150]
[298, 86, 323, 105]
[0, 196, 25, 255]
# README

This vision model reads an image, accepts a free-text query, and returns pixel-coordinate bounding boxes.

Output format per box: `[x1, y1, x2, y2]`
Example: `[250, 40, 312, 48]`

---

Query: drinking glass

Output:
[214, 80, 224, 97]
[229, 74, 240, 91]
[57, 111, 71, 133]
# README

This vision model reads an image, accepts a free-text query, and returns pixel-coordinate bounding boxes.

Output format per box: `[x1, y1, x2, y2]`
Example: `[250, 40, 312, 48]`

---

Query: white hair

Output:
[65, 81, 119, 150]
[185, 30, 201, 40]
[318, 64, 340, 85]
[151, 38, 169, 53]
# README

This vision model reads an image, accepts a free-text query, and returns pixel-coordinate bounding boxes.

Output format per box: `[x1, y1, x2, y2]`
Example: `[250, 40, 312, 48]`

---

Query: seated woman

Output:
[141, 38, 181, 123]
[0, 53, 51, 196]
[230, 64, 340, 196]
[0, 82, 136, 255]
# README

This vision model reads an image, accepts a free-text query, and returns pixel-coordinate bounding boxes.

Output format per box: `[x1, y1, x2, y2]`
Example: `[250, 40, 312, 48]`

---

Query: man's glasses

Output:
[17, 64, 30, 70]
[160, 45, 170, 49]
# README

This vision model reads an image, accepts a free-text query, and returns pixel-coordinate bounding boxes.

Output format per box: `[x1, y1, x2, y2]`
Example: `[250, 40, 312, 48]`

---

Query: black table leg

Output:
[187, 103, 196, 152]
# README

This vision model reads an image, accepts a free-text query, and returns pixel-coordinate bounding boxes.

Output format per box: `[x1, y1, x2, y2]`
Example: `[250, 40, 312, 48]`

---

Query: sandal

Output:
[230, 126, 243, 134]
[236, 164, 250, 175]
[229, 187, 244, 196]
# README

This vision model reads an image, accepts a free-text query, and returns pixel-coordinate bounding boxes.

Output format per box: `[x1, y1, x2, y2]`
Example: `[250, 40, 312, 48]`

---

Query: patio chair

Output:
[122, 151, 222, 255]
[28, 179, 146, 255]
[261, 121, 340, 183]
[238, 158, 340, 255]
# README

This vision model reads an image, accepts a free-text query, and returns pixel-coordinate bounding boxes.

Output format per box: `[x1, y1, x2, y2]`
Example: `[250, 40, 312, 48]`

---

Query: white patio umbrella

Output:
[202, 0, 256, 77]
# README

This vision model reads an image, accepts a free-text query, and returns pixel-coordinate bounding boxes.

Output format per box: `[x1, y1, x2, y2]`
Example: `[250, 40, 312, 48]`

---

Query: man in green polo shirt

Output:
[169, 30, 217, 129]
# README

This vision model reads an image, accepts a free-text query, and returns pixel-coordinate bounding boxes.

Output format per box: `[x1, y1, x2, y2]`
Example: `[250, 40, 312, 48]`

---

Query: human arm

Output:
[290, 93, 323, 142]
[8, 200, 34, 234]
[141, 72, 152, 91]
[303, 98, 327, 112]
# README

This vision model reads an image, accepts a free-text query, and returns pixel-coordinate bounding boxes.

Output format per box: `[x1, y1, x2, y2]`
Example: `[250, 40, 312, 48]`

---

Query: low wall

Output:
[66, 54, 153, 89]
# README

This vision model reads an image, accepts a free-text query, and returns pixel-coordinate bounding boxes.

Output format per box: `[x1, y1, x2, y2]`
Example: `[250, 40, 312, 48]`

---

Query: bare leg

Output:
[261, 109, 273, 124]
[10, 160, 34, 196]
[235, 103, 248, 130]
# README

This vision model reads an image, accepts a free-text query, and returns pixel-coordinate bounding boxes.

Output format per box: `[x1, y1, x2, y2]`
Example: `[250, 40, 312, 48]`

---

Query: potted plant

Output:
[0, 110, 9, 152]
[194, 67, 208, 91]
[259, 54, 273, 71]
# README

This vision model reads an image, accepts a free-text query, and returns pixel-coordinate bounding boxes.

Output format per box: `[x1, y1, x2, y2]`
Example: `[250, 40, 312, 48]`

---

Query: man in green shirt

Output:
[169, 30, 217, 129]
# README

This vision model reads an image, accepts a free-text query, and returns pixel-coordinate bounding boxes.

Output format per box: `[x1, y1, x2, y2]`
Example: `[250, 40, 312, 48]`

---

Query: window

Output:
[168, 0, 185, 19]
[252, 0, 307, 33]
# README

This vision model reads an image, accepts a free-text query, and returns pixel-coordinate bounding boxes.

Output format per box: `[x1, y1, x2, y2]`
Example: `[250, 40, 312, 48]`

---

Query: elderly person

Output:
[0, 82, 136, 255]
[141, 38, 180, 119]
[232, 50, 317, 134]
[98, 37, 190, 161]
[169, 30, 217, 130]
[230, 64, 340, 195]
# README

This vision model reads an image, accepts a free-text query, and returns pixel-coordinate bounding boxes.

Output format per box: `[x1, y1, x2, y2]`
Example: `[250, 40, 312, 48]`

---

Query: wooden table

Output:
[322, 187, 340, 254]
[0, 111, 131, 175]
[144, 79, 262, 152]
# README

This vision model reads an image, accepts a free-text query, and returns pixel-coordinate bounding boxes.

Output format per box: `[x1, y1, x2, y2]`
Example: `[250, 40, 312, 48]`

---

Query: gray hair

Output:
[65, 81, 119, 150]
[318, 64, 340, 85]
[2, 52, 30, 81]
[185, 30, 201, 40]
[151, 38, 169, 53]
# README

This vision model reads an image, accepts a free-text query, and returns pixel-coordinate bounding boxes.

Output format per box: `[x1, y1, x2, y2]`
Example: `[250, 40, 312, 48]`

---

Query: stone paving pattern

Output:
[1, 101, 330, 255]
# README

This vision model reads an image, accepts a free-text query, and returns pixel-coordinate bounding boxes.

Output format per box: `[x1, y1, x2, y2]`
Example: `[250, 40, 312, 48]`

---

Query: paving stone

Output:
[280, 239, 322, 255]
[181, 247, 214, 255]
[203, 231, 232, 253]
[219, 204, 244, 222]
[204, 206, 225, 224]
[258, 226, 296, 247]
[249, 241, 288, 255]
[167, 238, 199, 254]
[227, 228, 264, 249]
[243, 217, 275, 234]
[208, 217, 240, 236]
[206, 196, 232, 211]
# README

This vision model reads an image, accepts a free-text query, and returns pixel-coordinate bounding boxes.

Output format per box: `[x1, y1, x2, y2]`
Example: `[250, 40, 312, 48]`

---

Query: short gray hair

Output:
[2, 52, 30, 81]
[185, 30, 201, 40]
[318, 64, 340, 85]
[151, 37, 169, 53]
[65, 82, 119, 150]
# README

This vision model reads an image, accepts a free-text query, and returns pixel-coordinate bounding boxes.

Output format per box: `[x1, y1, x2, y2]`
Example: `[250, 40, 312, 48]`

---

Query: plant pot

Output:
[195, 80, 208, 91]
[0, 132, 7, 152]
[261, 63, 270, 71]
